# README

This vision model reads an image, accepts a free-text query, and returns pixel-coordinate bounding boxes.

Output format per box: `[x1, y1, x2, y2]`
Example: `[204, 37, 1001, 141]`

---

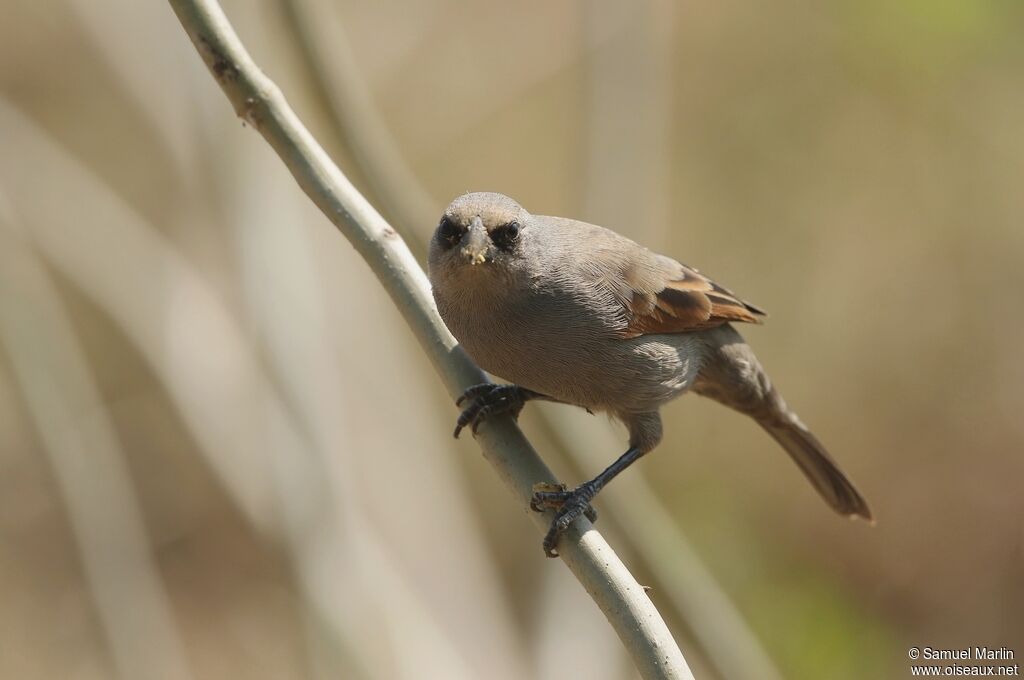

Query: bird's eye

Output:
[490, 220, 520, 251]
[437, 216, 463, 249]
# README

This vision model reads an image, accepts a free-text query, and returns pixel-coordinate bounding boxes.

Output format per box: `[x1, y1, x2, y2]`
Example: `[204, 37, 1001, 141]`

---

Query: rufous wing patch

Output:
[623, 264, 765, 338]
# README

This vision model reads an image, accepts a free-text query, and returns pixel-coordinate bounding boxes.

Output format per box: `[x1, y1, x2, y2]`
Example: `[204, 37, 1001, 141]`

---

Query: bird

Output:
[427, 191, 872, 557]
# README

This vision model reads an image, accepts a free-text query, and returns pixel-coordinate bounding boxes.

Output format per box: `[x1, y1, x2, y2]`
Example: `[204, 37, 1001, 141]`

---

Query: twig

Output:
[165, 1, 694, 678]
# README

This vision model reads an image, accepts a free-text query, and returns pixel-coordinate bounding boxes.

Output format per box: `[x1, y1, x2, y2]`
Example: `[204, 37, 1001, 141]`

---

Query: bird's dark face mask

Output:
[435, 214, 521, 266]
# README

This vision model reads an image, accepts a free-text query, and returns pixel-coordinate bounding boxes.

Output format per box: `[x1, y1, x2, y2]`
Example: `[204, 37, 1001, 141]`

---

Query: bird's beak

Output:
[461, 216, 491, 265]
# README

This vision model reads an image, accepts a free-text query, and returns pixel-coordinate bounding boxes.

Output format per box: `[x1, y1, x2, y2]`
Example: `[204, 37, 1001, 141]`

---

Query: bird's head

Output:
[428, 192, 532, 286]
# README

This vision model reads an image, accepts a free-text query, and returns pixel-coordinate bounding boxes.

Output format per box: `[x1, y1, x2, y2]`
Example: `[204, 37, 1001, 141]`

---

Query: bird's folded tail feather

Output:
[760, 417, 873, 522]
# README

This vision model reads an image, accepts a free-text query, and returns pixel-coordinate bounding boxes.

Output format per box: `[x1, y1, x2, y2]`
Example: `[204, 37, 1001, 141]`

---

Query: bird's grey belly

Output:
[453, 314, 703, 414]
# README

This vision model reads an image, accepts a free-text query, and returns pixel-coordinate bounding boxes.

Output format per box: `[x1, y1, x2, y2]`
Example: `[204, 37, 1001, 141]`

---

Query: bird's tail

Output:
[759, 414, 873, 521]
[694, 324, 872, 521]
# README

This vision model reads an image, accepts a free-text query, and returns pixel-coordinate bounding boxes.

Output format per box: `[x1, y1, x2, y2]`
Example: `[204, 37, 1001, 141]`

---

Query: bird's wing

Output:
[538, 215, 766, 338]
[620, 255, 766, 339]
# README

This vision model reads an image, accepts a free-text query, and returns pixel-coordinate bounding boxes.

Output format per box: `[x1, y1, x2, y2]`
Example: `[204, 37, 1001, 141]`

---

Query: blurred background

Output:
[1, 0, 1022, 678]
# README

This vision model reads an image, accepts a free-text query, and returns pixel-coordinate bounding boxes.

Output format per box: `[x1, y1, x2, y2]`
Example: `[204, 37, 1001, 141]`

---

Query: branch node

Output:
[197, 34, 239, 83]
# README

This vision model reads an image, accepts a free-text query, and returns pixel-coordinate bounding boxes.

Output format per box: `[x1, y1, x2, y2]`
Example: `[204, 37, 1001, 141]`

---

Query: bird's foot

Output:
[453, 384, 528, 438]
[530, 482, 599, 558]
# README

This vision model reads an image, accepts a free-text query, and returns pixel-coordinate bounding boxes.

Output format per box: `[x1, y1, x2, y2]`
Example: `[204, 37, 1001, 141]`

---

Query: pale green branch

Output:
[165, 1, 693, 678]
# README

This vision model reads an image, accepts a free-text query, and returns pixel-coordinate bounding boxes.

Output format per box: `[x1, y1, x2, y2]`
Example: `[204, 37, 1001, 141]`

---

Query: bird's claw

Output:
[453, 384, 527, 438]
[530, 482, 599, 558]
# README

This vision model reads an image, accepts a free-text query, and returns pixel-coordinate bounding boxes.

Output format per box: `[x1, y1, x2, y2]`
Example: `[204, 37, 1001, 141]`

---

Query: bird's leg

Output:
[453, 384, 547, 438]
[530, 482, 600, 523]
[530, 446, 646, 558]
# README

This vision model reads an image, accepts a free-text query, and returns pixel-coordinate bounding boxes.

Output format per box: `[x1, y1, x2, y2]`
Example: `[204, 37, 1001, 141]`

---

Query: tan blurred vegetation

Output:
[1, 1, 1022, 679]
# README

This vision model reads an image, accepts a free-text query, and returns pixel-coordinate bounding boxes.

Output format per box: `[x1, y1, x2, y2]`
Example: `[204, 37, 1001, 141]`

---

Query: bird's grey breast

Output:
[434, 268, 609, 402]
